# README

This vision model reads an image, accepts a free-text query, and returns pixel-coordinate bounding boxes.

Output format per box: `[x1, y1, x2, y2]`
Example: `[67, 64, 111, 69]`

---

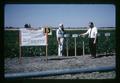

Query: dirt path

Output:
[5, 55, 116, 79]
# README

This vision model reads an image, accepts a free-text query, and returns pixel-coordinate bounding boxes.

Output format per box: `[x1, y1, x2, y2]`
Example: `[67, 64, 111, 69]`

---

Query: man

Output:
[80, 22, 98, 58]
[56, 23, 65, 56]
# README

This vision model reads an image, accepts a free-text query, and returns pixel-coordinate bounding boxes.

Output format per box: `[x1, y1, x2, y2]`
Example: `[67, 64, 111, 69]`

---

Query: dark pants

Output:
[89, 38, 97, 57]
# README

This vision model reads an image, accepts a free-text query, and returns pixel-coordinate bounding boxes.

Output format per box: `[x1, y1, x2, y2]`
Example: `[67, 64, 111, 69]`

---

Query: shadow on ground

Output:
[97, 53, 115, 58]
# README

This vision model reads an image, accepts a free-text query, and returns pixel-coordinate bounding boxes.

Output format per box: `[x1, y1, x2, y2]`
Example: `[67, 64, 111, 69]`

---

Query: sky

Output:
[4, 4, 115, 28]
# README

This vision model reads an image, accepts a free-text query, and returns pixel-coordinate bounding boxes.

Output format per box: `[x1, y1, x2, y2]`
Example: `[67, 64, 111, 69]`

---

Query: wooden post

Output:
[75, 37, 77, 56]
[66, 39, 68, 57]
[19, 30, 22, 64]
[83, 41, 85, 56]
[46, 31, 48, 62]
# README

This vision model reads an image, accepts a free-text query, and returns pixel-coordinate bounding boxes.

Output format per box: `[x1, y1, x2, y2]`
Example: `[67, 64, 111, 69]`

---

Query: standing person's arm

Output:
[93, 35, 97, 44]
[80, 29, 90, 37]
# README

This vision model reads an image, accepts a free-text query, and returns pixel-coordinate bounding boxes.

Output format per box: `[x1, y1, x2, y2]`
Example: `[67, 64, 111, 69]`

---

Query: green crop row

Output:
[4, 29, 115, 58]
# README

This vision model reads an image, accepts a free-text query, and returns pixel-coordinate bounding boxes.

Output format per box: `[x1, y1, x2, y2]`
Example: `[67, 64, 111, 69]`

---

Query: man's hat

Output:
[89, 22, 94, 26]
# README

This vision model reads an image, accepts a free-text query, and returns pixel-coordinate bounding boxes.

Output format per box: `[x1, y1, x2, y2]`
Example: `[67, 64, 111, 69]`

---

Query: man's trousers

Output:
[58, 38, 64, 56]
[89, 38, 97, 57]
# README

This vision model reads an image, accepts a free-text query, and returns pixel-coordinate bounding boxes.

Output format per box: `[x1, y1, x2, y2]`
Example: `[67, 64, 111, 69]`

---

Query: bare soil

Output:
[5, 54, 116, 79]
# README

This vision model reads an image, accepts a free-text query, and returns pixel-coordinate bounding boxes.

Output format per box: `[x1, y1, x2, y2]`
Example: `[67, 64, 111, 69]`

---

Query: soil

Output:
[5, 54, 116, 79]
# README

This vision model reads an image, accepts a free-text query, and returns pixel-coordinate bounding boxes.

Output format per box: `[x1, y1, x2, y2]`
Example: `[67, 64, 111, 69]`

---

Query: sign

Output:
[20, 28, 46, 46]
[43, 28, 52, 35]
[64, 34, 70, 37]
[72, 34, 78, 37]
[97, 33, 100, 36]
[105, 33, 110, 36]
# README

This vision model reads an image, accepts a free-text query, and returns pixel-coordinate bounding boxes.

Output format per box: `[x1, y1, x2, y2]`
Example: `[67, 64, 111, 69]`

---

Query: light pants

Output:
[58, 38, 64, 56]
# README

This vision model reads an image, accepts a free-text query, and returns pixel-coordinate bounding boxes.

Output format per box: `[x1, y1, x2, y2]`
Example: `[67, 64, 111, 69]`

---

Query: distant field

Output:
[4, 28, 115, 58]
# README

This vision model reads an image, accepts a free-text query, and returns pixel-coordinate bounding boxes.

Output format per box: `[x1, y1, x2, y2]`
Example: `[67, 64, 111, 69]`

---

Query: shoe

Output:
[90, 56, 96, 59]
[58, 55, 62, 56]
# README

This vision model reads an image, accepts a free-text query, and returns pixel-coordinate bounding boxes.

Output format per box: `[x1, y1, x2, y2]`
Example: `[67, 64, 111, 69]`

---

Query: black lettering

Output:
[48, 28, 50, 33]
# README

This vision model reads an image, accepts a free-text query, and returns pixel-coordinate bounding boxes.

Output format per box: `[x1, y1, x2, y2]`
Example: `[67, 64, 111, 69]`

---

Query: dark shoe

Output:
[90, 56, 96, 59]
[93, 56, 97, 58]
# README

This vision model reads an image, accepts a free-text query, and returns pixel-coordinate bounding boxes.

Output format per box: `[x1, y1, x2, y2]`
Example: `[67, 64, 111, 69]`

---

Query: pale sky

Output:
[4, 4, 115, 28]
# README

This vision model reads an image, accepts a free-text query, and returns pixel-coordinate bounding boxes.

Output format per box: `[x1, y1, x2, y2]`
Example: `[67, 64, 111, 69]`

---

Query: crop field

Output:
[4, 28, 116, 79]
[4, 28, 115, 58]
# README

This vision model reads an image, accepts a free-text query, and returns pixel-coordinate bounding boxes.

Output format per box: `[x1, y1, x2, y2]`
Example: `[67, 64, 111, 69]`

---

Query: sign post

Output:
[82, 41, 85, 56]
[66, 39, 68, 57]
[105, 33, 110, 55]
[44, 27, 51, 62]
[45, 32, 48, 62]
[75, 37, 76, 56]
[72, 34, 78, 56]
[19, 31, 22, 64]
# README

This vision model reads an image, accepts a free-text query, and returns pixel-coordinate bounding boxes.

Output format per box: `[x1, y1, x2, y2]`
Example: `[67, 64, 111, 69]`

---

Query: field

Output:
[4, 28, 115, 58]
[4, 28, 116, 79]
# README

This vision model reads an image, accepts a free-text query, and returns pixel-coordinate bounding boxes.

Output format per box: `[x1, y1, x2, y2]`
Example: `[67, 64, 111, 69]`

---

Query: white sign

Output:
[72, 34, 78, 37]
[20, 28, 46, 46]
[43, 28, 52, 35]
[64, 34, 70, 37]
[97, 33, 100, 36]
[105, 33, 110, 36]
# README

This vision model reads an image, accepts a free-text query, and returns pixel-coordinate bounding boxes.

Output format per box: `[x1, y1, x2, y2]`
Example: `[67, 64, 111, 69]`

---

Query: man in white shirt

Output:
[80, 22, 98, 58]
[56, 23, 65, 56]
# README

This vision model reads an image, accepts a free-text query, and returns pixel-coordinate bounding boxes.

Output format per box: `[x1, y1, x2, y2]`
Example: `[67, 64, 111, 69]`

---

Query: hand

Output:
[79, 34, 81, 36]
[93, 40, 96, 44]
[80, 34, 85, 37]
[79, 34, 82, 36]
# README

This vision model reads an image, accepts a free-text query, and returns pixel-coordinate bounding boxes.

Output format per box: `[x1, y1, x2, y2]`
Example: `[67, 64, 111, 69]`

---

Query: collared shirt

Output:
[56, 28, 64, 38]
[83, 27, 97, 38]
